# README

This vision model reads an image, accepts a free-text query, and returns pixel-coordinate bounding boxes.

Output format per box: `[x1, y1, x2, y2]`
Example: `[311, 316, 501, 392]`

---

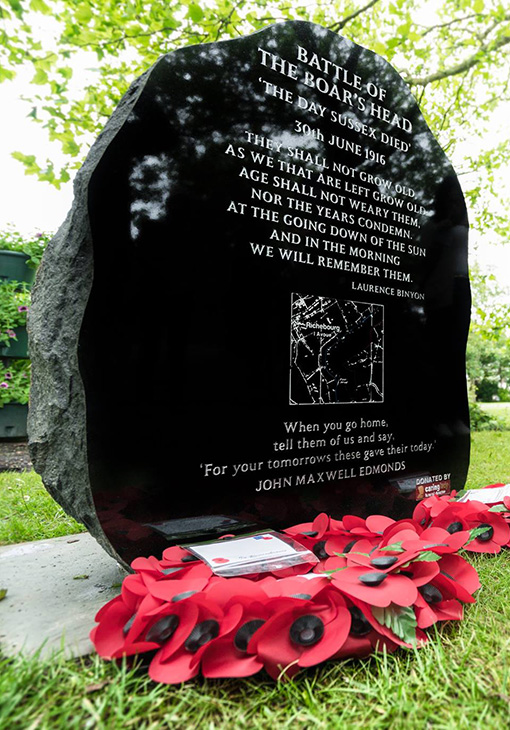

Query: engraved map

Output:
[289, 293, 384, 405]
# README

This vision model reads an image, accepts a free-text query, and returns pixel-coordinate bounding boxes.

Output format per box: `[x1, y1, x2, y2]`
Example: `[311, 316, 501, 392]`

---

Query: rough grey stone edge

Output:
[27, 67, 152, 570]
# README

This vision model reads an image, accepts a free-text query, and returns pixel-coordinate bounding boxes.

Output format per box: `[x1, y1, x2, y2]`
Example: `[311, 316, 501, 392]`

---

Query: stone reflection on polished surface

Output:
[33, 21, 470, 564]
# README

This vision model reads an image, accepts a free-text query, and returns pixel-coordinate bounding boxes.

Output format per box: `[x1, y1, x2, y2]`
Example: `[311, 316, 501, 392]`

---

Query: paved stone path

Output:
[0, 532, 125, 658]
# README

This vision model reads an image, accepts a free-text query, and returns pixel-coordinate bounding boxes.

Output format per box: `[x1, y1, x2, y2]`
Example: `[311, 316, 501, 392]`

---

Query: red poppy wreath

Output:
[91, 485, 510, 684]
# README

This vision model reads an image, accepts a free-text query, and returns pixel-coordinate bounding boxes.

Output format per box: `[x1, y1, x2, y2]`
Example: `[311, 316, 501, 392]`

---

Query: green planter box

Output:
[0, 250, 36, 285]
[0, 327, 29, 358]
[0, 403, 28, 439]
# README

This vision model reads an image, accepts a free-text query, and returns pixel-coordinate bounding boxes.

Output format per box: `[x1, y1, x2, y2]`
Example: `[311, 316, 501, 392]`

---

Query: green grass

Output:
[1, 433, 510, 728]
[465, 431, 510, 488]
[479, 402, 510, 431]
[0, 470, 84, 544]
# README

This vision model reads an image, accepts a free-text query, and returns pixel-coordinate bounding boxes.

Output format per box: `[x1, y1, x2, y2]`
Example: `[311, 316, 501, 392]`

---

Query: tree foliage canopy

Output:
[467, 264, 510, 400]
[1, 0, 509, 237]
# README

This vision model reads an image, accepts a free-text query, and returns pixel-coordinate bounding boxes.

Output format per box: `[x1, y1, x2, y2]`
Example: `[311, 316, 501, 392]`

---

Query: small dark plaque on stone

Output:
[29, 21, 470, 565]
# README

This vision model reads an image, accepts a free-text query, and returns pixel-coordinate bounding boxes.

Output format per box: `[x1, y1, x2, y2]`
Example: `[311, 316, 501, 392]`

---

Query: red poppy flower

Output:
[285, 512, 345, 540]
[249, 589, 350, 679]
[401, 526, 470, 555]
[463, 510, 510, 554]
[132, 555, 214, 588]
[379, 519, 423, 545]
[324, 532, 380, 561]
[285, 513, 348, 559]
[284, 520, 315, 538]
[120, 573, 150, 609]
[91, 591, 163, 658]
[159, 545, 210, 570]
[268, 561, 318, 579]
[316, 555, 348, 576]
[428, 501, 509, 553]
[342, 539, 422, 573]
[131, 555, 167, 575]
[334, 543, 439, 608]
[335, 596, 416, 652]
[205, 578, 269, 606]
[366, 514, 397, 535]
[260, 575, 331, 600]
[332, 630, 399, 659]
[413, 494, 456, 528]
[331, 566, 418, 607]
[310, 512, 331, 537]
[147, 575, 211, 603]
[414, 590, 464, 629]
[130, 556, 185, 586]
[339, 514, 393, 539]
[432, 554, 480, 603]
[148, 596, 241, 684]
[201, 596, 271, 678]
[398, 558, 440, 587]
[428, 501, 483, 535]
[90, 508, 490, 684]
[412, 501, 433, 529]
[92, 577, 223, 661]
[329, 596, 400, 658]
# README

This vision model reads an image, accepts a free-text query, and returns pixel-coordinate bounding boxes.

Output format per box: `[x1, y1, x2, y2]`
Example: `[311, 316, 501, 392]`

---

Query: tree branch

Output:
[213, 0, 244, 41]
[438, 71, 469, 132]
[328, 0, 381, 32]
[418, 13, 485, 38]
[405, 32, 510, 86]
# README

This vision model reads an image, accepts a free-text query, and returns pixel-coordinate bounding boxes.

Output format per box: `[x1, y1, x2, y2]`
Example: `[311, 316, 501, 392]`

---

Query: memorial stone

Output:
[28, 21, 471, 566]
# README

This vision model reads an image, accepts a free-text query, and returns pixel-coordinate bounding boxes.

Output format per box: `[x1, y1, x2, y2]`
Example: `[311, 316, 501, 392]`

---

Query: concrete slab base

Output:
[0, 532, 126, 658]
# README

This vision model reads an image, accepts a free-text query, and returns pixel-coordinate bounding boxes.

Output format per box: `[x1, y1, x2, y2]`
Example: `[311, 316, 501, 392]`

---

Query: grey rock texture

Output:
[28, 70, 150, 570]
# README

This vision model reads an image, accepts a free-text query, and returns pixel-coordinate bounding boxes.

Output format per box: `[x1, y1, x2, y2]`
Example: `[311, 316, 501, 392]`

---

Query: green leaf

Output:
[58, 66, 73, 79]
[7, 0, 23, 19]
[30, 0, 51, 14]
[32, 68, 48, 85]
[0, 588, 7, 601]
[370, 41, 386, 56]
[397, 22, 410, 35]
[11, 151, 40, 175]
[489, 504, 507, 512]
[413, 551, 441, 562]
[188, 3, 204, 22]
[75, 4, 92, 22]
[343, 551, 371, 558]
[62, 139, 80, 155]
[372, 604, 417, 645]
[324, 563, 347, 575]
[379, 541, 404, 552]
[0, 68, 15, 82]
[466, 525, 493, 544]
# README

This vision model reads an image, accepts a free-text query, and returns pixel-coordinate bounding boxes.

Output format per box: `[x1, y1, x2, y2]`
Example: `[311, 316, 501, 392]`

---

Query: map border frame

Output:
[288, 292, 385, 407]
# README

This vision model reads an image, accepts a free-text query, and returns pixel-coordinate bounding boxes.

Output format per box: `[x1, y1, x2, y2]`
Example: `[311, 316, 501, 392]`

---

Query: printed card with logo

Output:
[185, 532, 318, 577]
[457, 484, 510, 505]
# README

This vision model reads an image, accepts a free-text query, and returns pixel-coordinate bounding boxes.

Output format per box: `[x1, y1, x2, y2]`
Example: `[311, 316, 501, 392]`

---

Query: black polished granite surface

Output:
[79, 22, 470, 562]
